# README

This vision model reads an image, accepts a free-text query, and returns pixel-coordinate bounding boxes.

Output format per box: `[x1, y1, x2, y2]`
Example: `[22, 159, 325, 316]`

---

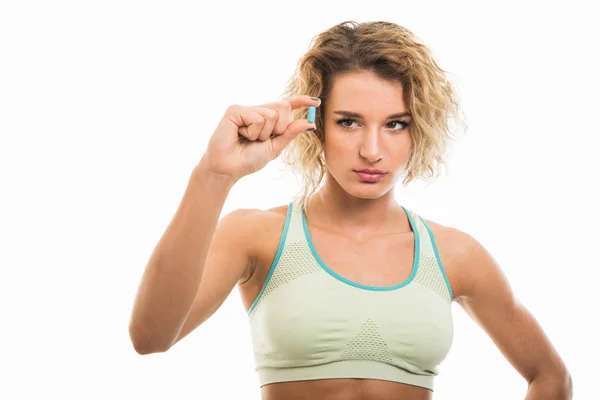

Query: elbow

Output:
[529, 369, 573, 400]
[551, 373, 573, 400]
[129, 324, 171, 355]
[552, 366, 574, 399]
[131, 339, 168, 356]
[563, 372, 574, 399]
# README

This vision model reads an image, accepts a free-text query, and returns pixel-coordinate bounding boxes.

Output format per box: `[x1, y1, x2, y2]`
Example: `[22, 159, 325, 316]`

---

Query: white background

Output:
[1, 0, 598, 399]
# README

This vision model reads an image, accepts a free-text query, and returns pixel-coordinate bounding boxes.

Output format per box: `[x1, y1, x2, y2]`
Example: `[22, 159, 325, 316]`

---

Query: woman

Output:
[129, 21, 572, 399]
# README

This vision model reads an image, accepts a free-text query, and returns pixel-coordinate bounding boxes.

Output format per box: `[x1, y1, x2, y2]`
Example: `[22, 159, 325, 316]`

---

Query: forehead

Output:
[328, 71, 407, 112]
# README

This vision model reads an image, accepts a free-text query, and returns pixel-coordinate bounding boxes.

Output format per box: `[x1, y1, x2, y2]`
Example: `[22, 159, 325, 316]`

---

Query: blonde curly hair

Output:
[281, 20, 467, 207]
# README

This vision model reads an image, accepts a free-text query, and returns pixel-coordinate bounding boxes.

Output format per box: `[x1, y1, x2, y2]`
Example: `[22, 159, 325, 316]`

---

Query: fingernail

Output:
[307, 126, 316, 132]
[310, 97, 320, 102]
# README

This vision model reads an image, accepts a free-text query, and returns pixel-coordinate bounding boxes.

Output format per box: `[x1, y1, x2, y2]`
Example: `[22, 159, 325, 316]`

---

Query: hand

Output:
[201, 95, 320, 181]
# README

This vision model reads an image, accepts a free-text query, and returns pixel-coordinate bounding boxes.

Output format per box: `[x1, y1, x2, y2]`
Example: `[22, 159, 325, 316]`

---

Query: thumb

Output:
[271, 120, 316, 157]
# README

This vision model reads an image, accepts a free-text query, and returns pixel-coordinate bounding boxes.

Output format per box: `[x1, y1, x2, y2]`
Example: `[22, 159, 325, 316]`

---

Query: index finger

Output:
[257, 95, 320, 112]
[284, 95, 321, 110]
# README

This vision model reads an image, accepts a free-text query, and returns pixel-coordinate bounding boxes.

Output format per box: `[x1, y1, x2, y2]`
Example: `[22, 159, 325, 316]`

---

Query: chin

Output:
[346, 181, 394, 200]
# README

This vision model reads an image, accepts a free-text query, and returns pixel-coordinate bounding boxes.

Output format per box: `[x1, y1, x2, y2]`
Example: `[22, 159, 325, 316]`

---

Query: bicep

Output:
[172, 208, 258, 346]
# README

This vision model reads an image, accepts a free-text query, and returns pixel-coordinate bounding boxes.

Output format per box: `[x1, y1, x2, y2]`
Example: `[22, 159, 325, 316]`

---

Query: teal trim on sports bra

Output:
[418, 216, 453, 300]
[247, 203, 293, 315]
[301, 205, 420, 291]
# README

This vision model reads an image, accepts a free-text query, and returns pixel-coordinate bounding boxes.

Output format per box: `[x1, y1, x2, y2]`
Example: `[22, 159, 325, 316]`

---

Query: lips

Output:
[355, 169, 385, 175]
[354, 170, 387, 183]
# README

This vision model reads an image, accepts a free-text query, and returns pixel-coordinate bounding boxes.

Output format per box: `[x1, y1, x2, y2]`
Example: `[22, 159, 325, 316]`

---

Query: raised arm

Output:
[128, 162, 238, 354]
[128, 95, 319, 354]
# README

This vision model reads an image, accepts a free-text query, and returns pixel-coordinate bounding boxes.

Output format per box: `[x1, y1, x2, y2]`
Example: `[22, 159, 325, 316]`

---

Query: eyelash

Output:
[335, 118, 409, 131]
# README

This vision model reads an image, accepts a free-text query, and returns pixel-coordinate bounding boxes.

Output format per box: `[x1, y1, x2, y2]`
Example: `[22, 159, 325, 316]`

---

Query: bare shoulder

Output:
[261, 204, 290, 220]
[420, 218, 476, 254]
[222, 204, 291, 309]
[230, 204, 289, 233]
[219, 204, 290, 274]
[220, 204, 288, 232]
[419, 218, 487, 300]
[248, 204, 290, 246]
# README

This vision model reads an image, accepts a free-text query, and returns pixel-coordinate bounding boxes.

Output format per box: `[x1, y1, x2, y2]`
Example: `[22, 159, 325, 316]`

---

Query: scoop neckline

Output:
[301, 205, 420, 291]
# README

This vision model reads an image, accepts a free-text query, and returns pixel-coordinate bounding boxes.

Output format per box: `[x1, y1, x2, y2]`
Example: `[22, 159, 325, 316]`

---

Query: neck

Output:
[305, 174, 409, 236]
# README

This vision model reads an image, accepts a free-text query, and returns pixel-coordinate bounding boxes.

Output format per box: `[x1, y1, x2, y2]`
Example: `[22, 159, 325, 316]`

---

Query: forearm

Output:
[129, 159, 236, 353]
[525, 373, 573, 400]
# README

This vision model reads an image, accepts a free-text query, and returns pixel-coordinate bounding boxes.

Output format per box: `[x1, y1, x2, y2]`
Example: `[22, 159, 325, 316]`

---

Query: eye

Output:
[336, 118, 409, 131]
[387, 120, 409, 131]
[335, 118, 358, 129]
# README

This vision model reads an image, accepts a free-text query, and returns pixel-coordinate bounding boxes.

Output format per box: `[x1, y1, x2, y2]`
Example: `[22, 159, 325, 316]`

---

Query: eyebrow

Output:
[333, 110, 412, 119]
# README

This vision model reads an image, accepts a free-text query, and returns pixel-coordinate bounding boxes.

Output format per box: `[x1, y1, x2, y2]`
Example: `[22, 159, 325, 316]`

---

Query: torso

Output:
[237, 204, 465, 400]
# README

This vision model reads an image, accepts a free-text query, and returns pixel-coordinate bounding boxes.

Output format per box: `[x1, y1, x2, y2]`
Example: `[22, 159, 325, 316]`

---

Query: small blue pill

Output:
[307, 106, 316, 124]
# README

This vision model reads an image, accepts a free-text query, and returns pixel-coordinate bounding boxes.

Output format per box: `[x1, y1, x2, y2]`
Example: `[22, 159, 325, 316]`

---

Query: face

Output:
[322, 70, 413, 199]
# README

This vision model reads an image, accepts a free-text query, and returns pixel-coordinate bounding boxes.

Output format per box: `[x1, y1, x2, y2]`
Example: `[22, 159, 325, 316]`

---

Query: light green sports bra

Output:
[247, 201, 454, 391]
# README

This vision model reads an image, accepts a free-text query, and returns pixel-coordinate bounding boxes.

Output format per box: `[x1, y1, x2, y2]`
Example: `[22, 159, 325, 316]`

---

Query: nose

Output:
[359, 129, 383, 163]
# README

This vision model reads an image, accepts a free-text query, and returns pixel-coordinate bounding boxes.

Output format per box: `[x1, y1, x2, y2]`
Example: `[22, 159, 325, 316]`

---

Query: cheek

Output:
[393, 133, 412, 161]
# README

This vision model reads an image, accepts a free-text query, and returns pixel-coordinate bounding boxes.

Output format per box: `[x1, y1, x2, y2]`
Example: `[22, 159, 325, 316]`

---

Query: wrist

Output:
[192, 157, 239, 191]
